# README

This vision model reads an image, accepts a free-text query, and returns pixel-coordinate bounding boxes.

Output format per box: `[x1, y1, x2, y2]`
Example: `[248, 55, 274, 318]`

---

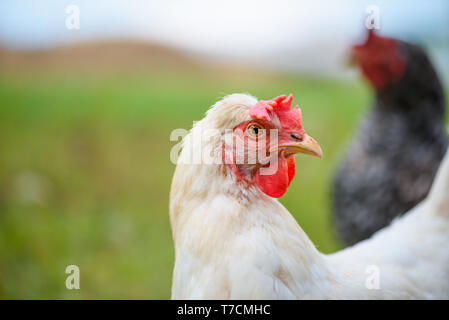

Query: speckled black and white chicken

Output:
[333, 31, 448, 246]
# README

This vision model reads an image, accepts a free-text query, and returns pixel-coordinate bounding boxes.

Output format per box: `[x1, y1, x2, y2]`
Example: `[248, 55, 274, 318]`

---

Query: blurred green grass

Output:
[0, 66, 445, 299]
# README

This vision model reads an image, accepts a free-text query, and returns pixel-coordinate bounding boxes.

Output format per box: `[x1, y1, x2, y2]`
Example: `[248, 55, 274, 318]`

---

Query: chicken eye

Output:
[247, 124, 263, 137]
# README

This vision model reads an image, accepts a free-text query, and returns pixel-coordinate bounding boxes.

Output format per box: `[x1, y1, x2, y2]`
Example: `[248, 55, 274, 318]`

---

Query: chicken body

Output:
[333, 33, 447, 246]
[170, 94, 449, 299]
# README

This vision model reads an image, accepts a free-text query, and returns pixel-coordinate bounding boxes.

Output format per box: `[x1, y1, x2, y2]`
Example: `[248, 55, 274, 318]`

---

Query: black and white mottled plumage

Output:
[333, 33, 447, 246]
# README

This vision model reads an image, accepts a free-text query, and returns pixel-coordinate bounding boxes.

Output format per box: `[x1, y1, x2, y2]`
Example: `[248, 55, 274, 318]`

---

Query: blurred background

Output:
[0, 0, 448, 299]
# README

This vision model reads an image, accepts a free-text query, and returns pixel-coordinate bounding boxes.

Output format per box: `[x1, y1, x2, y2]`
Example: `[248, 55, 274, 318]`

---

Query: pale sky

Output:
[0, 0, 448, 75]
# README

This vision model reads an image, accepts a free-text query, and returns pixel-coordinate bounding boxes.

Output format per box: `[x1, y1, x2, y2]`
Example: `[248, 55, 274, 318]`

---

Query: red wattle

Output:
[256, 156, 293, 198]
[287, 156, 295, 186]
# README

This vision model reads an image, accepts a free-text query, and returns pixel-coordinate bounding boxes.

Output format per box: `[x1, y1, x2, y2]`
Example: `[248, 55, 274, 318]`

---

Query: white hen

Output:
[169, 93, 449, 299]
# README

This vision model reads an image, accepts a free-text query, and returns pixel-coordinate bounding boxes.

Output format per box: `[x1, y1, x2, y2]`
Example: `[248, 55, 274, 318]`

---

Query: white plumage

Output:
[169, 93, 449, 299]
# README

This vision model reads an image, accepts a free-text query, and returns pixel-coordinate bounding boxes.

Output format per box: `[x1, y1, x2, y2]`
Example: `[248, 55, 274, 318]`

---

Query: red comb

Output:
[366, 29, 377, 43]
[353, 29, 396, 52]
[249, 94, 304, 134]
[250, 94, 299, 120]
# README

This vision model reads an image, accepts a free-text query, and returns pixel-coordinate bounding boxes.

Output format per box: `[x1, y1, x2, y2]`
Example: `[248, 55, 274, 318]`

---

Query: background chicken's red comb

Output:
[353, 29, 397, 52]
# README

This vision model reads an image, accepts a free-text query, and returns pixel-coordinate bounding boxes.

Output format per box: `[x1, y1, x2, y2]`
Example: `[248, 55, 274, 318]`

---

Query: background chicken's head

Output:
[352, 30, 445, 112]
[352, 30, 407, 90]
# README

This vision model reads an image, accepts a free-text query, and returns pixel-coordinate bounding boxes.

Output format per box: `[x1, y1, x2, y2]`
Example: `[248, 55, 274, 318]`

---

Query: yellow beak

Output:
[271, 134, 323, 159]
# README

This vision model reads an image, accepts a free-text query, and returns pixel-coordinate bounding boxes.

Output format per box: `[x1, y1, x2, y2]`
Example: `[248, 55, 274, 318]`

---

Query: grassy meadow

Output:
[1, 44, 445, 298]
